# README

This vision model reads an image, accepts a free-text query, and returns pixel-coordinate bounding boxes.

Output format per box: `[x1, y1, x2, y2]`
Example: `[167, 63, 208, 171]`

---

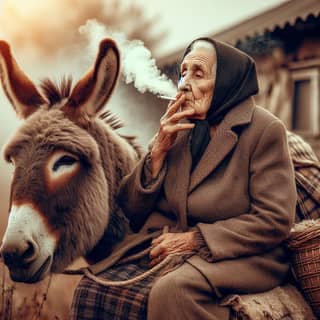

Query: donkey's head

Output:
[0, 39, 135, 283]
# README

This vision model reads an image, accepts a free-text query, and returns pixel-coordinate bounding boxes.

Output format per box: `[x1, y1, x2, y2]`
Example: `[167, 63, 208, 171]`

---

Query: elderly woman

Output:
[72, 38, 296, 320]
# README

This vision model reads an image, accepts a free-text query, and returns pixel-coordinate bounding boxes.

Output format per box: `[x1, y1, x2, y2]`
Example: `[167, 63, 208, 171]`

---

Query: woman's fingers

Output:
[149, 253, 167, 267]
[162, 122, 195, 135]
[149, 240, 165, 267]
[167, 92, 182, 108]
[150, 243, 165, 258]
[151, 234, 164, 245]
[166, 94, 185, 116]
[151, 93, 193, 167]
[149, 258, 158, 267]
[170, 109, 195, 122]
[149, 232, 197, 266]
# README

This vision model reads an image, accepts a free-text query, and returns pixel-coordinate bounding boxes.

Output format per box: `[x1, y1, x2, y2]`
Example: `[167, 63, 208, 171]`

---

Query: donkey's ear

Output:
[0, 41, 46, 119]
[64, 39, 120, 119]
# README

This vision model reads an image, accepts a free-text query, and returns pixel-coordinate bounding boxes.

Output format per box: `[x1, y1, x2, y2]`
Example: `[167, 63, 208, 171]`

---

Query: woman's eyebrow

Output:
[192, 63, 205, 70]
[181, 62, 206, 72]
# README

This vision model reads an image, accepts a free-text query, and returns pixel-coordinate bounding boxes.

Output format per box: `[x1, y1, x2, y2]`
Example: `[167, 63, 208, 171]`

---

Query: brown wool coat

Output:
[116, 97, 296, 295]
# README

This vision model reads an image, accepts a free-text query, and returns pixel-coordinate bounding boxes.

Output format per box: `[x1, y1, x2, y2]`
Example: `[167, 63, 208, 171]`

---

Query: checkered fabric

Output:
[70, 258, 159, 320]
[287, 131, 320, 221]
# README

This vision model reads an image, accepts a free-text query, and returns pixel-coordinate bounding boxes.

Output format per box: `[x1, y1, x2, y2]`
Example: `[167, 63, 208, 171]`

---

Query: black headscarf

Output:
[181, 37, 259, 170]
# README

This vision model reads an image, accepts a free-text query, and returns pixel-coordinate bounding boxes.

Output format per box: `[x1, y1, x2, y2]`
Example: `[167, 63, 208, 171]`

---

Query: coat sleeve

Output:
[197, 119, 296, 261]
[117, 151, 167, 232]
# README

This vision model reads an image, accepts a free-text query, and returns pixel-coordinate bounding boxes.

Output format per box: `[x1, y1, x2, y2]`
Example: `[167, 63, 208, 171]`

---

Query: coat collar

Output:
[189, 97, 255, 192]
[223, 96, 256, 128]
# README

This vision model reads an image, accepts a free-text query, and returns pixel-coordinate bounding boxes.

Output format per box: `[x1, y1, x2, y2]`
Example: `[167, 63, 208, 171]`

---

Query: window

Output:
[290, 61, 320, 135]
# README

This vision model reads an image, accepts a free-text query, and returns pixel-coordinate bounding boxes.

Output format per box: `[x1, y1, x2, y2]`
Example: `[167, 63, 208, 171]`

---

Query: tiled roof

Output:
[159, 0, 320, 66]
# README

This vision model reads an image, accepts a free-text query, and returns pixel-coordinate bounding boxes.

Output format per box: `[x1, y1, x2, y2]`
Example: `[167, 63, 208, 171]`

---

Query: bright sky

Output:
[0, 0, 288, 60]
[132, 0, 288, 57]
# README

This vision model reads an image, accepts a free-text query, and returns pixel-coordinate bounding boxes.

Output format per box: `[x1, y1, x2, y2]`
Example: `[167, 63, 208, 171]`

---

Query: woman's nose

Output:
[178, 78, 191, 92]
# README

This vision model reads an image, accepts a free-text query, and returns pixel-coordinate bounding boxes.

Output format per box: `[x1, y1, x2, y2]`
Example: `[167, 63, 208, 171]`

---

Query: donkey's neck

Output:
[90, 122, 138, 215]
[84, 121, 138, 263]
[85, 208, 130, 264]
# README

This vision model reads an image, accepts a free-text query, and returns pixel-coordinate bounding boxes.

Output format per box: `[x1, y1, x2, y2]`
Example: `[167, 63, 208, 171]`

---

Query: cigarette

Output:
[157, 95, 177, 101]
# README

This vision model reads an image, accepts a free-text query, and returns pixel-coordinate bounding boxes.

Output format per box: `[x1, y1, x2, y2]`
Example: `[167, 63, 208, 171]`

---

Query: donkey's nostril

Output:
[21, 240, 39, 264]
[1, 239, 39, 267]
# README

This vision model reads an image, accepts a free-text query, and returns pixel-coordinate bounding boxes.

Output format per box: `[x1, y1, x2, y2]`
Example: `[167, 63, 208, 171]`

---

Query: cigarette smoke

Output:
[0, 1, 173, 190]
[0, 0, 175, 97]
[80, 20, 177, 97]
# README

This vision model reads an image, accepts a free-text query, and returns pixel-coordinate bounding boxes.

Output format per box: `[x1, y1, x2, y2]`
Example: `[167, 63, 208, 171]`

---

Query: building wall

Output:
[253, 42, 320, 158]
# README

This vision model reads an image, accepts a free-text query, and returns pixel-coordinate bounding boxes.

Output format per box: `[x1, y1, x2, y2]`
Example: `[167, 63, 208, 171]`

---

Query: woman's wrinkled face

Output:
[178, 45, 216, 119]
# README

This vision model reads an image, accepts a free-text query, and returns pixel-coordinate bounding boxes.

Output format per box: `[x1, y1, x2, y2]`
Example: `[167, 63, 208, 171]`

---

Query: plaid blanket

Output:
[287, 131, 320, 221]
[70, 257, 159, 320]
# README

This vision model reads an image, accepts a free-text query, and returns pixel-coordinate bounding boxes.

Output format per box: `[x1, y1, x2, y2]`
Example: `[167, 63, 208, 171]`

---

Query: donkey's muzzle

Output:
[0, 238, 39, 269]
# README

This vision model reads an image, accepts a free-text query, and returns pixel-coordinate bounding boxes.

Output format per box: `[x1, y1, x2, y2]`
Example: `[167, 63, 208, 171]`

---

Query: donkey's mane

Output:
[40, 77, 73, 106]
[39, 77, 142, 158]
[99, 110, 143, 158]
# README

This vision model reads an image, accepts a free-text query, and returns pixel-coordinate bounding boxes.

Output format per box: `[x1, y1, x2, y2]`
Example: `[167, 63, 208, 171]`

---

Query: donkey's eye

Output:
[53, 155, 77, 172]
[46, 151, 80, 191]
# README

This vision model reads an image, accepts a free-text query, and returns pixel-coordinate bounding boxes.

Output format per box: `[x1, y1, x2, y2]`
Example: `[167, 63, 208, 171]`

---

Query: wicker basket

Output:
[288, 220, 320, 317]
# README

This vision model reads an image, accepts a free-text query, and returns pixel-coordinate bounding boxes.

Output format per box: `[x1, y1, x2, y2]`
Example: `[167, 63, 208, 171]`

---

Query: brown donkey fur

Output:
[0, 39, 141, 283]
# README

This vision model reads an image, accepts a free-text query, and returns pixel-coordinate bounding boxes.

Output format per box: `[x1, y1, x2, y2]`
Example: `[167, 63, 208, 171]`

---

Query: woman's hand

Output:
[149, 232, 196, 267]
[150, 93, 195, 178]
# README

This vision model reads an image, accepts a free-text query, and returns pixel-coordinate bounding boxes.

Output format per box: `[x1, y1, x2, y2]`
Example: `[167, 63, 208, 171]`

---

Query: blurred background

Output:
[0, 0, 319, 318]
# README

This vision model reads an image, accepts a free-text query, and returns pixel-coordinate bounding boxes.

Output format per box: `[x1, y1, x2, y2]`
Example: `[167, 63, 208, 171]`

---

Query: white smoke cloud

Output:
[79, 19, 177, 97]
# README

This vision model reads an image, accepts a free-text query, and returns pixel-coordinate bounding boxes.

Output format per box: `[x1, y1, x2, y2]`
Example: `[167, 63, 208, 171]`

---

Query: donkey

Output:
[0, 38, 141, 283]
